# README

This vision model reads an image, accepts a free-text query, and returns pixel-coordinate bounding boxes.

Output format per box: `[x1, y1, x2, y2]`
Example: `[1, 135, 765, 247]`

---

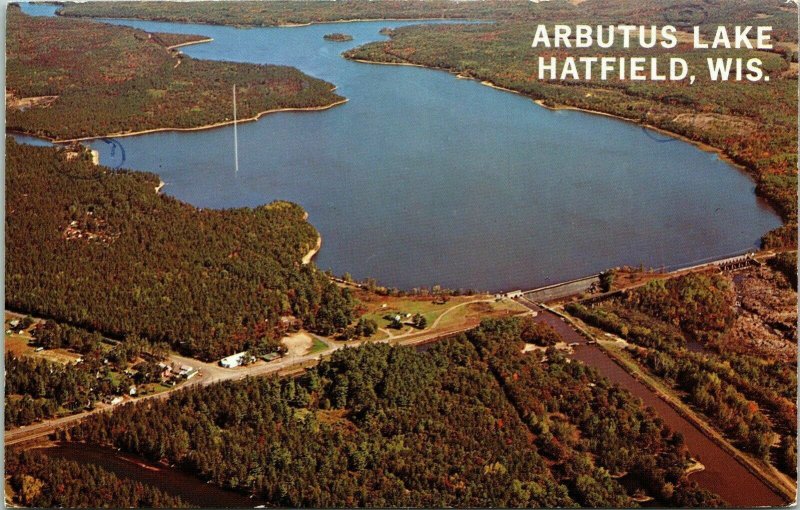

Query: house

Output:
[219, 352, 251, 368]
[178, 365, 198, 379]
[157, 362, 173, 379]
[129, 385, 137, 396]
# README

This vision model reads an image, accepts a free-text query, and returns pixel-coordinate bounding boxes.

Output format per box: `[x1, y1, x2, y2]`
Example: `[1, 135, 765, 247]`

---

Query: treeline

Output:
[768, 251, 797, 290]
[57, 0, 576, 27]
[58, 0, 798, 41]
[566, 272, 796, 475]
[6, 450, 187, 508]
[633, 347, 778, 458]
[61, 318, 722, 506]
[5, 353, 129, 427]
[32, 320, 171, 360]
[624, 273, 735, 342]
[6, 140, 355, 360]
[7, 7, 343, 140]
[345, 21, 797, 247]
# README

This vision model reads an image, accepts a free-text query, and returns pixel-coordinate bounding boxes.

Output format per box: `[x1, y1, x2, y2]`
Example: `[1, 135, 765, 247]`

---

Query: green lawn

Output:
[308, 337, 329, 355]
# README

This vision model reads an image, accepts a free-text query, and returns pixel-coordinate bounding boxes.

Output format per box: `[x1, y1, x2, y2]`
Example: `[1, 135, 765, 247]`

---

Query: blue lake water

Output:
[16, 4, 781, 291]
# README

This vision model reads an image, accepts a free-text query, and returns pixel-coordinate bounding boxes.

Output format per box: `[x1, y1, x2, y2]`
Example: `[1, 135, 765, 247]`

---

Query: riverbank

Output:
[564, 311, 797, 504]
[523, 301, 790, 506]
[23, 441, 259, 508]
[597, 338, 797, 502]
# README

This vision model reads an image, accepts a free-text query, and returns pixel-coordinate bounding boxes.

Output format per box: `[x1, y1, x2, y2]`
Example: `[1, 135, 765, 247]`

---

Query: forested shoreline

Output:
[6, 450, 188, 508]
[5, 140, 355, 360]
[6, 7, 344, 140]
[344, 22, 798, 248]
[21, 318, 724, 507]
[50, 0, 798, 246]
[58, 0, 798, 40]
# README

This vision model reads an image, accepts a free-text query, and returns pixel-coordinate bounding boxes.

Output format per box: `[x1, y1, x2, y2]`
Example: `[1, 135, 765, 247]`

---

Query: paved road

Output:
[522, 275, 600, 302]
[5, 299, 495, 446]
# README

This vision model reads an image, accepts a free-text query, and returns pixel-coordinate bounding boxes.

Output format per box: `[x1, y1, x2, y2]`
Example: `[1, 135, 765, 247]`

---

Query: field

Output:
[354, 291, 529, 341]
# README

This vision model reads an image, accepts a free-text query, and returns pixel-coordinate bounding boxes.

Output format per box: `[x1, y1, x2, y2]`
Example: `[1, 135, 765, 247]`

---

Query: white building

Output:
[219, 351, 250, 368]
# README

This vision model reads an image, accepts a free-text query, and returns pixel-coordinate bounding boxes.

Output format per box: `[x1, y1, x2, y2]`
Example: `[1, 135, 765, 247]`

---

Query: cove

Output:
[17, 4, 781, 292]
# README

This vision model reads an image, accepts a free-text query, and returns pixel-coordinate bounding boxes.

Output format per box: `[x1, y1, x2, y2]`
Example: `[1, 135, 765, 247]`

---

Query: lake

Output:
[17, 4, 781, 292]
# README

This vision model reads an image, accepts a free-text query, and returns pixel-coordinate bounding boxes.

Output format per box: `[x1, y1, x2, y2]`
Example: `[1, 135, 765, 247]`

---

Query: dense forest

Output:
[6, 7, 343, 140]
[55, 318, 723, 507]
[59, 0, 799, 41]
[345, 21, 798, 247]
[567, 270, 797, 476]
[6, 354, 97, 427]
[6, 140, 355, 360]
[6, 450, 187, 508]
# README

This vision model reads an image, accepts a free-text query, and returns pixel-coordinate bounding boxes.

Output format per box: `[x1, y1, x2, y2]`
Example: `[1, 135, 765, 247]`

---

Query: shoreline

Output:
[276, 17, 470, 28]
[347, 55, 779, 218]
[531, 99, 753, 178]
[61, 11, 471, 29]
[33, 98, 348, 144]
[302, 235, 322, 265]
[165, 37, 214, 50]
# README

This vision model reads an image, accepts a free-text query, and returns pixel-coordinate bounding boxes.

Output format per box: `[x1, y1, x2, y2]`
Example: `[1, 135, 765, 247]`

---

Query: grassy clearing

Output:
[357, 294, 469, 330]
[436, 299, 529, 330]
[5, 331, 82, 365]
[355, 295, 530, 345]
[308, 337, 329, 355]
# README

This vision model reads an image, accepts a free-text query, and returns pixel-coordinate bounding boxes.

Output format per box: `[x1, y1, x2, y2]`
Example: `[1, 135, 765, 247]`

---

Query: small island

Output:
[323, 32, 353, 42]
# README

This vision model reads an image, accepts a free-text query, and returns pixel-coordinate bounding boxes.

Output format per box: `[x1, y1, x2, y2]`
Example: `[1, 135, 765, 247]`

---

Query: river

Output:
[520, 301, 787, 507]
[30, 442, 260, 508]
[12, 4, 789, 506]
[17, 3, 780, 292]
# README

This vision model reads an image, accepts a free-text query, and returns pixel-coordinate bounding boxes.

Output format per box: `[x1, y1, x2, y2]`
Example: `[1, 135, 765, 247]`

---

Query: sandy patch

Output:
[281, 331, 313, 356]
[6, 94, 58, 109]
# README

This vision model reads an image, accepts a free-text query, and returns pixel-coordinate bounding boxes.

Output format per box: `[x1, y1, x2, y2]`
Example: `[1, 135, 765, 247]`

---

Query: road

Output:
[4, 336, 338, 446]
[5, 298, 500, 446]
[522, 275, 600, 302]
